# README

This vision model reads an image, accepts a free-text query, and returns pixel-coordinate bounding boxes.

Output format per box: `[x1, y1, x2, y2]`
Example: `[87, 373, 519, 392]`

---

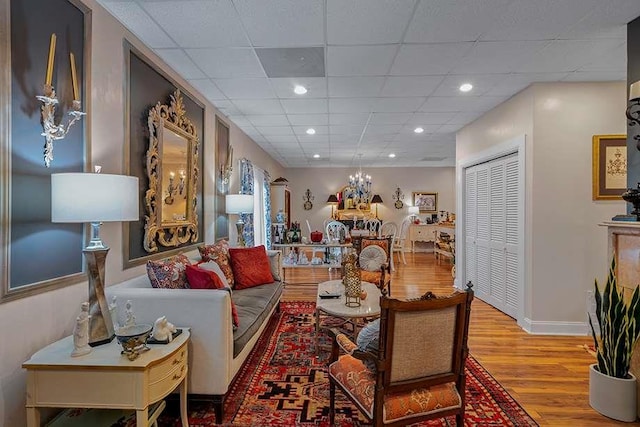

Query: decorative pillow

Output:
[362, 238, 389, 255]
[266, 250, 282, 282]
[197, 261, 230, 288]
[359, 245, 387, 271]
[198, 241, 234, 287]
[146, 254, 190, 289]
[356, 318, 380, 371]
[184, 263, 239, 328]
[229, 245, 275, 289]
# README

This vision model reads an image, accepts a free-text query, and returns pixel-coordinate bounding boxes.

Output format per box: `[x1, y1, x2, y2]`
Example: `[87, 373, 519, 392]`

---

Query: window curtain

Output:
[263, 170, 272, 249]
[240, 159, 254, 247]
[252, 168, 266, 247]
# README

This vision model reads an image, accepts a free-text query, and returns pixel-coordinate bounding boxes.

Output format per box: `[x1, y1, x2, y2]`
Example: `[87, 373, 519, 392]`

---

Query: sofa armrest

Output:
[105, 286, 234, 395]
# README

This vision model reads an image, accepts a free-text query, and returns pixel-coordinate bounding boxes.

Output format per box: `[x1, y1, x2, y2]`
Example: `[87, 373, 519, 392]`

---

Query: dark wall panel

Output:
[627, 16, 640, 198]
[10, 0, 85, 287]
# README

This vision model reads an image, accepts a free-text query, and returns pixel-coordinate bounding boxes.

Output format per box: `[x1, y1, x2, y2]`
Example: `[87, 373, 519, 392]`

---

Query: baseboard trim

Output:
[521, 318, 588, 336]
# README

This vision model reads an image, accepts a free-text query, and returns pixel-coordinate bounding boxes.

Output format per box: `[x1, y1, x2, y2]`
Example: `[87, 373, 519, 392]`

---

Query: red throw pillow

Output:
[184, 264, 239, 328]
[228, 245, 275, 290]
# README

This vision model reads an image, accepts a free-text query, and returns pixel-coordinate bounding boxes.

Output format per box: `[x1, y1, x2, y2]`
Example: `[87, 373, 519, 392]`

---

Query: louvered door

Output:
[464, 153, 520, 318]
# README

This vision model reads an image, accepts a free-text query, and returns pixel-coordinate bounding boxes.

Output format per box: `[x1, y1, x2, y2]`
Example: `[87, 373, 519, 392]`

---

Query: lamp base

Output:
[235, 220, 246, 247]
[84, 247, 115, 346]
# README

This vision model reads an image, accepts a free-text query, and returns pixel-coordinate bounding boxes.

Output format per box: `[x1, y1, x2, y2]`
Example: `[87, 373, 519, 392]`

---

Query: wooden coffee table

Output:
[315, 280, 381, 354]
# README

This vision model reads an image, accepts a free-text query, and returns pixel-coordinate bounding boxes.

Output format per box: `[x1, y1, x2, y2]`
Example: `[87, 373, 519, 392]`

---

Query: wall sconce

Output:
[326, 194, 339, 219]
[37, 33, 85, 168]
[165, 170, 186, 205]
[370, 194, 383, 218]
[220, 144, 234, 185]
[627, 81, 640, 151]
[392, 186, 404, 209]
[303, 188, 314, 210]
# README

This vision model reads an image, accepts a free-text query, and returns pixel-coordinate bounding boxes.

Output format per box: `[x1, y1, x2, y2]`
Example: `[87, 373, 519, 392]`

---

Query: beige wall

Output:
[457, 82, 626, 331]
[284, 167, 456, 236]
[0, 1, 282, 425]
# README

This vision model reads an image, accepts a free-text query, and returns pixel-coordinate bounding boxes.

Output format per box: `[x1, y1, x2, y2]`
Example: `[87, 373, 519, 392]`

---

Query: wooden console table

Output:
[23, 329, 190, 427]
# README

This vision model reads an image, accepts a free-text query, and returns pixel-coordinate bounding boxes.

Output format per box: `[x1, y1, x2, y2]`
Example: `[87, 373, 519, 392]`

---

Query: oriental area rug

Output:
[159, 301, 538, 426]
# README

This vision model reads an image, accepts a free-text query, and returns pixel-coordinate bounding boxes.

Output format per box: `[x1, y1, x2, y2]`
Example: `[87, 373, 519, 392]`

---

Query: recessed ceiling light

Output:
[306, 128, 316, 135]
[313, 154, 320, 158]
[294, 85, 308, 95]
[388, 153, 396, 158]
[459, 83, 473, 92]
[414, 127, 424, 134]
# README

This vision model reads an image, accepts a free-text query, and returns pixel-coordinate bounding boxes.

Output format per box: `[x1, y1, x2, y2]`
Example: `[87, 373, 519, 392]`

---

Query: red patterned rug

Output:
[159, 301, 538, 426]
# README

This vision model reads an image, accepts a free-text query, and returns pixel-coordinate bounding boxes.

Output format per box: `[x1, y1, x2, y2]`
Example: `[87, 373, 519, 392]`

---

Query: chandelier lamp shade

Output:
[226, 194, 254, 247]
[51, 172, 139, 347]
[326, 194, 339, 219]
[627, 80, 640, 151]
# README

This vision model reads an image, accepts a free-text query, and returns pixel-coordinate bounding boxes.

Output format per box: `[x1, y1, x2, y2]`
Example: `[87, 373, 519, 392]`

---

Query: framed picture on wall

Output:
[592, 134, 627, 200]
[412, 192, 438, 213]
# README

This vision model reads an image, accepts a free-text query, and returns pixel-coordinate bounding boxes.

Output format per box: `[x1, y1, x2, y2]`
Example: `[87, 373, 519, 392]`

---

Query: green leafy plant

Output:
[589, 257, 640, 379]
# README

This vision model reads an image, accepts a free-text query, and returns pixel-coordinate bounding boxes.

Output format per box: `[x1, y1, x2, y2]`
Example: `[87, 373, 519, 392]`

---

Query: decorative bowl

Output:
[115, 323, 153, 360]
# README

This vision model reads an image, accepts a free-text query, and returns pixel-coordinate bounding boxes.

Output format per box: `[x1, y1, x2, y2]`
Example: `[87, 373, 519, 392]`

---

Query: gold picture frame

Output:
[412, 192, 438, 213]
[592, 134, 627, 200]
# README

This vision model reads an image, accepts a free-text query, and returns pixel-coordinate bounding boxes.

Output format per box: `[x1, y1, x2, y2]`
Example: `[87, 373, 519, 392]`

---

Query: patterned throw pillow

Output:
[228, 245, 275, 290]
[362, 238, 389, 256]
[198, 241, 234, 287]
[146, 254, 190, 289]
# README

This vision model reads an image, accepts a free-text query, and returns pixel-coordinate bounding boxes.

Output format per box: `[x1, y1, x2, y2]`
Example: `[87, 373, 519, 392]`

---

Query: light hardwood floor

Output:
[281, 251, 630, 427]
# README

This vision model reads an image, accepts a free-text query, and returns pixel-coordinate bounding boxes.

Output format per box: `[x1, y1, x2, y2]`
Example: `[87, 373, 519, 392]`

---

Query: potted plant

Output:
[588, 257, 640, 422]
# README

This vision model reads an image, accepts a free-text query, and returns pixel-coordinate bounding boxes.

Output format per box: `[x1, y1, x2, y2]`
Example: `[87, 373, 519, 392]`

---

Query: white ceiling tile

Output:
[329, 113, 371, 125]
[232, 99, 285, 115]
[246, 115, 290, 126]
[227, 115, 252, 127]
[364, 124, 403, 135]
[450, 41, 549, 74]
[398, 124, 442, 134]
[213, 78, 275, 99]
[560, 1, 640, 40]
[329, 98, 375, 113]
[447, 111, 485, 125]
[561, 71, 627, 82]
[270, 78, 327, 98]
[479, 0, 600, 41]
[281, 99, 328, 114]
[405, 0, 513, 43]
[297, 134, 330, 144]
[380, 76, 444, 97]
[187, 48, 265, 78]
[326, 0, 416, 45]
[292, 125, 329, 135]
[141, 0, 249, 48]
[390, 43, 474, 75]
[330, 134, 360, 143]
[188, 79, 227, 100]
[212, 100, 242, 116]
[430, 74, 506, 97]
[420, 96, 508, 112]
[327, 46, 398, 77]
[287, 114, 329, 125]
[234, 0, 324, 47]
[155, 49, 206, 79]
[578, 43, 627, 71]
[237, 123, 258, 135]
[513, 39, 626, 73]
[102, 2, 176, 48]
[266, 135, 299, 143]
[373, 97, 426, 113]
[407, 112, 458, 125]
[328, 77, 386, 98]
[255, 126, 294, 136]
[437, 124, 464, 133]
[484, 73, 569, 96]
[368, 113, 412, 125]
[329, 125, 365, 136]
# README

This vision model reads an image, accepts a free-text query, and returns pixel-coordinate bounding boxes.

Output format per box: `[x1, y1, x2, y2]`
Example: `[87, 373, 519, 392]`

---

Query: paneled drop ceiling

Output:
[97, 0, 640, 168]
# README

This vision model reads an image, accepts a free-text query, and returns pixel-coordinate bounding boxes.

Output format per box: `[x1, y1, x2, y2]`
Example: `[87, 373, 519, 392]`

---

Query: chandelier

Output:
[347, 157, 372, 205]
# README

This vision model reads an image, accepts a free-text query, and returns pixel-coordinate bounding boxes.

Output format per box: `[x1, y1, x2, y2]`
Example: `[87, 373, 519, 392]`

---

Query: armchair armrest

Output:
[328, 328, 380, 369]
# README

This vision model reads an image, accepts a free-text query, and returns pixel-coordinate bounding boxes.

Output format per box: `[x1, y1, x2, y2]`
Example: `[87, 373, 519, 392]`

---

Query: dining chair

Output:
[392, 219, 411, 266]
[379, 222, 398, 270]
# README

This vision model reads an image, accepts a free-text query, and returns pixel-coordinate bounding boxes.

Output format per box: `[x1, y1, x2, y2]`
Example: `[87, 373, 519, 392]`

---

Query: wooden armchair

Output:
[358, 238, 392, 295]
[328, 284, 474, 426]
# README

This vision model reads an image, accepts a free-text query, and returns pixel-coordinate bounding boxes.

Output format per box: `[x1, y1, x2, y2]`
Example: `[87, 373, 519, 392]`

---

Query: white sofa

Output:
[105, 253, 283, 420]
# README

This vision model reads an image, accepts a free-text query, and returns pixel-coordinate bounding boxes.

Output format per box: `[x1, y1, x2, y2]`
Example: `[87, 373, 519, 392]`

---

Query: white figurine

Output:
[108, 295, 118, 329]
[124, 300, 136, 327]
[71, 302, 92, 357]
[152, 316, 177, 342]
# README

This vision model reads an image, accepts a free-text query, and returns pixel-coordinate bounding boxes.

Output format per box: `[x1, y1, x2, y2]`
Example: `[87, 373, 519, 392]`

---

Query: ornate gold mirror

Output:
[144, 90, 199, 253]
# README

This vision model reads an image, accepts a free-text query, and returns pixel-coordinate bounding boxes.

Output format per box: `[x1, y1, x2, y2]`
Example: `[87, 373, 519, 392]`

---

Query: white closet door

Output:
[465, 153, 520, 318]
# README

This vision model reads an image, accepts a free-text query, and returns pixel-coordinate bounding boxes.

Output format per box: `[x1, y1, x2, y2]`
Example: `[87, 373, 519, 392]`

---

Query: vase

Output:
[342, 253, 361, 307]
[589, 364, 637, 422]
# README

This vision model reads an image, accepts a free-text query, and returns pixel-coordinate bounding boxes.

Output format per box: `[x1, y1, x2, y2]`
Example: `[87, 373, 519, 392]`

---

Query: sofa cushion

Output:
[146, 254, 190, 289]
[198, 241, 234, 287]
[266, 250, 281, 282]
[232, 281, 282, 357]
[229, 246, 274, 289]
[185, 263, 239, 328]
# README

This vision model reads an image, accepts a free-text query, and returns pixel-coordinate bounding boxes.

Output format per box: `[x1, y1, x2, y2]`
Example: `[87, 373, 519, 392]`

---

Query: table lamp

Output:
[408, 206, 419, 221]
[51, 172, 139, 346]
[226, 194, 254, 247]
[370, 194, 383, 218]
[326, 194, 339, 219]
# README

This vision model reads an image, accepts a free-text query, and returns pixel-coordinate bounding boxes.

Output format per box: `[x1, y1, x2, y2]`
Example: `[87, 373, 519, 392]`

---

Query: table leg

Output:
[315, 307, 320, 356]
[26, 407, 40, 427]
[136, 407, 149, 427]
[180, 375, 189, 427]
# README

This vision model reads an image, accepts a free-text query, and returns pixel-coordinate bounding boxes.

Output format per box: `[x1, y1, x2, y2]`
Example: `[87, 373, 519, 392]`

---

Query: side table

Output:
[23, 328, 190, 427]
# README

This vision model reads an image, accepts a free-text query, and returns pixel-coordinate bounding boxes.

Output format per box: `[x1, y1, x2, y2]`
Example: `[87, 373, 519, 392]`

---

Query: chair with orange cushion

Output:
[328, 284, 474, 427]
[358, 237, 392, 295]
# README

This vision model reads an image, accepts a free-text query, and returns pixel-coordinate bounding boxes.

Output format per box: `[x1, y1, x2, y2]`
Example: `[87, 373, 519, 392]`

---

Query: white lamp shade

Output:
[226, 194, 254, 214]
[630, 80, 640, 101]
[51, 173, 139, 223]
[408, 206, 420, 215]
